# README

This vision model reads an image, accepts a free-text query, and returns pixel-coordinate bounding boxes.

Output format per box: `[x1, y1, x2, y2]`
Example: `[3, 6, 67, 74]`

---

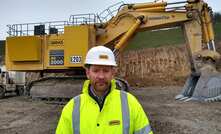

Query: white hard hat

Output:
[85, 46, 117, 66]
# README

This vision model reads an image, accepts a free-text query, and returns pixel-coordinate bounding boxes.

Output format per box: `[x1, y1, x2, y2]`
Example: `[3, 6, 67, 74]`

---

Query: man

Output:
[56, 46, 153, 134]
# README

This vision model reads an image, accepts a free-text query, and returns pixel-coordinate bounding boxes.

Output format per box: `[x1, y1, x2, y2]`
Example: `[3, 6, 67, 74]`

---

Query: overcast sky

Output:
[0, 0, 220, 40]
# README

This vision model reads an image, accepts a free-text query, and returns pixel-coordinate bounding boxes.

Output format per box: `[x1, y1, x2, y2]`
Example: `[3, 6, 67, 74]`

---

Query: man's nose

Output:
[97, 71, 105, 79]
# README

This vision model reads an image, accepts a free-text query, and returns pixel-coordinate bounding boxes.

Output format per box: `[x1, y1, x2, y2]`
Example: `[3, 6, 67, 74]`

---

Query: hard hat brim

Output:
[85, 60, 117, 66]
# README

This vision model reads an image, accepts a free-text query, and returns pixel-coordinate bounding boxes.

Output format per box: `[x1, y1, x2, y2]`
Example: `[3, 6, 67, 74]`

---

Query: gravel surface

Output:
[0, 86, 220, 134]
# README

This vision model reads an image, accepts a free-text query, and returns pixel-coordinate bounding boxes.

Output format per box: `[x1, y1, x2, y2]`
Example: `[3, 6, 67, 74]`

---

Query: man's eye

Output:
[103, 69, 110, 73]
[92, 69, 99, 73]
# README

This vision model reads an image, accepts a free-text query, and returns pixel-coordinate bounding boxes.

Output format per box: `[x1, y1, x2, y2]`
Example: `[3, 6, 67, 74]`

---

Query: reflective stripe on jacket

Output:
[56, 79, 153, 134]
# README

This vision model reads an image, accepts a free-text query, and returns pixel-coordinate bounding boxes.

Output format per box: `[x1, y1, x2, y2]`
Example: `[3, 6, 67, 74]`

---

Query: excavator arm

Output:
[97, 0, 215, 55]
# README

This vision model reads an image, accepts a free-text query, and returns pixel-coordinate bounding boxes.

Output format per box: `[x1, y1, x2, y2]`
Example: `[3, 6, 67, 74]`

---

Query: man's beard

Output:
[94, 80, 109, 91]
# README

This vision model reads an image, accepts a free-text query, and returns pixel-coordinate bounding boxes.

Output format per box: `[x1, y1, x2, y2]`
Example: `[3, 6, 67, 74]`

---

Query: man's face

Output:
[86, 65, 116, 94]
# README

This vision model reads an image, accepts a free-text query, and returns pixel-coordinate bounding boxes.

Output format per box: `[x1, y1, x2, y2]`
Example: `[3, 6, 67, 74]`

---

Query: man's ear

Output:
[112, 67, 118, 76]
[85, 68, 90, 79]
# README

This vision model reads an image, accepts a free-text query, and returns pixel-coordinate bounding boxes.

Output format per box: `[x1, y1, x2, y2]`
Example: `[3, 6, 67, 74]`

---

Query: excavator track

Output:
[26, 76, 130, 102]
[26, 76, 86, 101]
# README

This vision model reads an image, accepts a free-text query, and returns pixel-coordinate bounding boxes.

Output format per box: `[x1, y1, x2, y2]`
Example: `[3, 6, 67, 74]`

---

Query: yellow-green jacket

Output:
[56, 79, 153, 134]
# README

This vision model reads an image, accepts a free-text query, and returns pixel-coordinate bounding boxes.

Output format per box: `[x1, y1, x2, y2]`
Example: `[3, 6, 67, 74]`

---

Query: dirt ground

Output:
[0, 86, 220, 134]
[131, 87, 221, 134]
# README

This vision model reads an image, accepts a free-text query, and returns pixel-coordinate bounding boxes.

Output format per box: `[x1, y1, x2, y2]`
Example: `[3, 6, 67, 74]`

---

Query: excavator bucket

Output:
[176, 72, 221, 102]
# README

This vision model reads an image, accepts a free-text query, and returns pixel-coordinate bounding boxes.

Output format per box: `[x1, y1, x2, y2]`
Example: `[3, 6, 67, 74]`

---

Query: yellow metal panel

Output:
[7, 36, 41, 61]
[5, 61, 44, 71]
[5, 36, 44, 71]
[64, 25, 89, 67]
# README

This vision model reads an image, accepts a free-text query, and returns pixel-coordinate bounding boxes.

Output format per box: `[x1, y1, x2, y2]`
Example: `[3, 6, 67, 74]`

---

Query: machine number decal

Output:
[71, 56, 82, 63]
[49, 50, 64, 65]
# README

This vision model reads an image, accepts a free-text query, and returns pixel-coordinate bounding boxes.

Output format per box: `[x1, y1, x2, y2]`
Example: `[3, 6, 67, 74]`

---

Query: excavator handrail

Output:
[97, 1, 124, 23]
[69, 13, 98, 25]
[7, 21, 69, 36]
[6, 0, 193, 37]
[7, 2, 125, 37]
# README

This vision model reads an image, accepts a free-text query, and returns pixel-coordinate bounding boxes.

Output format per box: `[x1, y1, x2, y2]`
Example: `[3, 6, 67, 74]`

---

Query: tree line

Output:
[213, 12, 221, 22]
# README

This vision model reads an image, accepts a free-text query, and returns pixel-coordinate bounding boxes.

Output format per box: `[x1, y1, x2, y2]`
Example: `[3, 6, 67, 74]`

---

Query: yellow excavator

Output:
[5, 0, 221, 101]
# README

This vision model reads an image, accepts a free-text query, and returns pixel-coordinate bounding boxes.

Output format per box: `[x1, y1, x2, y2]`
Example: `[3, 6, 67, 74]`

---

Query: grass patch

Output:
[125, 22, 221, 50]
[0, 40, 5, 55]
[214, 22, 221, 42]
[126, 27, 184, 50]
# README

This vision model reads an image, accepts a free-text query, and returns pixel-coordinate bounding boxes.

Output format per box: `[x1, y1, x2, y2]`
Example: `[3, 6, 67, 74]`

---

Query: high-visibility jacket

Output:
[56, 79, 153, 134]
